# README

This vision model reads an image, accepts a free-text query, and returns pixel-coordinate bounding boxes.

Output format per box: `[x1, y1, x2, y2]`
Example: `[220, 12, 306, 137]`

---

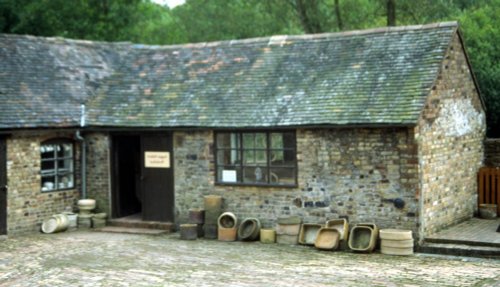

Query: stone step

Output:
[107, 218, 174, 232]
[425, 237, 500, 248]
[418, 242, 500, 259]
[96, 226, 169, 235]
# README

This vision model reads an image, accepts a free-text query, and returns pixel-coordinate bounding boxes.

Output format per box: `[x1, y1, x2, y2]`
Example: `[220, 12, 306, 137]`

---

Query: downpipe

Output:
[75, 104, 87, 199]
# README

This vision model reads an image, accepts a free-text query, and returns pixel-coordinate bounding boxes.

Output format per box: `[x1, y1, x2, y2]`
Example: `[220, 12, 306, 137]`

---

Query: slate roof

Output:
[0, 22, 461, 129]
[0, 34, 128, 129]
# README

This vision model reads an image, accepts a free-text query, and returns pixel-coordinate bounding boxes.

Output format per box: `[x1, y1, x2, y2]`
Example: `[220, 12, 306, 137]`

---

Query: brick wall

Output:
[484, 138, 500, 167]
[173, 128, 420, 235]
[416, 32, 486, 237]
[85, 133, 111, 214]
[6, 131, 81, 235]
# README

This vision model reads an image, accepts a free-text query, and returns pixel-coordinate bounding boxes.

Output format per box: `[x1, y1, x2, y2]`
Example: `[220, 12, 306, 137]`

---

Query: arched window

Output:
[40, 139, 74, 192]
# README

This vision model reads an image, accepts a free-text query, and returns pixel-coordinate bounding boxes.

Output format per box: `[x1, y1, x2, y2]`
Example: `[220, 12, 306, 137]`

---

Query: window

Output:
[40, 140, 74, 192]
[215, 131, 297, 186]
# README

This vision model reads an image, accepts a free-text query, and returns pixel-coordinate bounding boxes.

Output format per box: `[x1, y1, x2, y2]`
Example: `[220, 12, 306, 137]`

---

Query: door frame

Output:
[0, 136, 7, 235]
[110, 132, 174, 222]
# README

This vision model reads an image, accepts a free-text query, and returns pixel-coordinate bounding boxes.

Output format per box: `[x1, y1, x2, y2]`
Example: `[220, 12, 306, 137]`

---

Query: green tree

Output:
[459, 0, 500, 136]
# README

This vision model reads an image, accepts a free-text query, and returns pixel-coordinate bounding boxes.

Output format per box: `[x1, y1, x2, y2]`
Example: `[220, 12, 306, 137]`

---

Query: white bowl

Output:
[78, 199, 96, 213]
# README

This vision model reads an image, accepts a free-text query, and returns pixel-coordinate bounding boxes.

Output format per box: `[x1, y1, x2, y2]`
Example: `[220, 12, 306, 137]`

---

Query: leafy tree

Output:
[0, 0, 498, 136]
[459, 0, 500, 136]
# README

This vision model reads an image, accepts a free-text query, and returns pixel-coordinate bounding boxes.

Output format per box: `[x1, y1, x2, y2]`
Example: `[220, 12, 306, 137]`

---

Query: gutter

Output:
[75, 104, 87, 199]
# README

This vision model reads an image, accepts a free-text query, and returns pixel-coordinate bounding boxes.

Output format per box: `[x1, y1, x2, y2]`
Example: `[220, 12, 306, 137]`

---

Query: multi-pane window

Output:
[215, 131, 296, 186]
[40, 140, 74, 192]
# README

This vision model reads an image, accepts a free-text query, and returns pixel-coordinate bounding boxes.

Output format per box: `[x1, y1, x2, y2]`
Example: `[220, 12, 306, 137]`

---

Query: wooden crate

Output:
[478, 167, 500, 216]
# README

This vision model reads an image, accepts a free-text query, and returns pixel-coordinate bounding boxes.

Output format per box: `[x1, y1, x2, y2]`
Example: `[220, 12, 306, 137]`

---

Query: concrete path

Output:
[0, 231, 499, 286]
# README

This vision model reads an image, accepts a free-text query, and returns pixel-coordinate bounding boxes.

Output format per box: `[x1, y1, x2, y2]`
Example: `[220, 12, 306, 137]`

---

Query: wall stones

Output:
[173, 128, 420, 236]
[6, 131, 81, 235]
[85, 133, 111, 214]
[416, 33, 486, 238]
[484, 138, 500, 167]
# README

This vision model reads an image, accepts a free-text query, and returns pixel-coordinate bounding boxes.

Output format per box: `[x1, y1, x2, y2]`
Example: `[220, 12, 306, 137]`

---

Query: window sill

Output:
[215, 182, 297, 188]
[41, 187, 76, 193]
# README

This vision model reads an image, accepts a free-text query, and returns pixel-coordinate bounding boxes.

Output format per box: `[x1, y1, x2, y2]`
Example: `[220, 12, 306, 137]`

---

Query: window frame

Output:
[214, 130, 297, 187]
[40, 139, 75, 192]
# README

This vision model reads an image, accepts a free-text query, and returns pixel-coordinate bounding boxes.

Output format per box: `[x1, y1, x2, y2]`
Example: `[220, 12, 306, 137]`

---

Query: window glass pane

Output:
[217, 133, 230, 148]
[217, 133, 239, 149]
[58, 159, 72, 172]
[41, 145, 55, 159]
[270, 168, 295, 185]
[217, 149, 240, 165]
[271, 133, 284, 149]
[65, 174, 74, 188]
[41, 176, 55, 192]
[255, 150, 267, 164]
[62, 144, 72, 158]
[57, 174, 73, 189]
[270, 150, 296, 166]
[283, 132, 296, 149]
[243, 166, 268, 183]
[243, 133, 254, 148]
[56, 144, 65, 157]
[255, 133, 266, 148]
[243, 150, 255, 165]
[270, 150, 284, 165]
[41, 160, 55, 172]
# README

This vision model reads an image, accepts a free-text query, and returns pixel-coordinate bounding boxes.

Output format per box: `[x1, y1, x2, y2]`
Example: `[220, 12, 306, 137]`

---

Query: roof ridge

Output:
[0, 33, 131, 47]
[0, 21, 457, 50]
[131, 21, 458, 50]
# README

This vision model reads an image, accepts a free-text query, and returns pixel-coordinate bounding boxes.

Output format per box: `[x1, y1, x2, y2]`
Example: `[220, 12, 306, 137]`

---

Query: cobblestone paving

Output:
[0, 231, 499, 287]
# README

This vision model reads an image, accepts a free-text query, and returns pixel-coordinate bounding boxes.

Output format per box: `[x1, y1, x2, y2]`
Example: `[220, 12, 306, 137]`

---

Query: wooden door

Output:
[0, 137, 7, 235]
[141, 134, 174, 222]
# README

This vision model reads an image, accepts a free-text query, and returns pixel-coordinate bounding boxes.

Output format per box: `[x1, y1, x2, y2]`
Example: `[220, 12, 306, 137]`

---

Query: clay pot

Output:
[479, 204, 497, 219]
[238, 218, 261, 241]
[77, 199, 96, 215]
[41, 214, 69, 234]
[180, 224, 198, 240]
[260, 229, 276, 244]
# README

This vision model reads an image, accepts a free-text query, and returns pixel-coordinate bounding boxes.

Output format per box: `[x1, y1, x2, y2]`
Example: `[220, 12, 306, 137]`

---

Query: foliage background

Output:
[1, 0, 498, 136]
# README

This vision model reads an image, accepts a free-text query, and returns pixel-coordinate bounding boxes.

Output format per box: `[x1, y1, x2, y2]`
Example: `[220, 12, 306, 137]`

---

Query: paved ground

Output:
[426, 217, 500, 245]
[0, 231, 499, 287]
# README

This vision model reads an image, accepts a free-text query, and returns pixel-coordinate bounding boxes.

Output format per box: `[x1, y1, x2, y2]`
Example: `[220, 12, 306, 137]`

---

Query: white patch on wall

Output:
[433, 99, 484, 137]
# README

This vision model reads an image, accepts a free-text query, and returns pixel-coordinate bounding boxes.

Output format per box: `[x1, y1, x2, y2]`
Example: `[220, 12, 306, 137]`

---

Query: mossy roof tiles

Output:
[0, 22, 459, 129]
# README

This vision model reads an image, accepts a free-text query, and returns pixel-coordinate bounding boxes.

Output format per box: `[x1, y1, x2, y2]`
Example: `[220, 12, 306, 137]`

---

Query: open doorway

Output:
[0, 137, 6, 235]
[111, 133, 174, 222]
[112, 135, 142, 218]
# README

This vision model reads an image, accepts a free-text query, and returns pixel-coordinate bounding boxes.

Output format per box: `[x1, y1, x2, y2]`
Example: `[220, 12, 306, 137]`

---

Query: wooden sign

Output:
[145, 151, 170, 168]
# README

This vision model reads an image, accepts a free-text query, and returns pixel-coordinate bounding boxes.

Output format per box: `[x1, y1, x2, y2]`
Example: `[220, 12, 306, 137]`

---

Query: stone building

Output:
[0, 22, 486, 243]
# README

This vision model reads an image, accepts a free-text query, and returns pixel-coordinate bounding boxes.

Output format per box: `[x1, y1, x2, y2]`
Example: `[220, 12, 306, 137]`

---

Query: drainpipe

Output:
[75, 104, 87, 199]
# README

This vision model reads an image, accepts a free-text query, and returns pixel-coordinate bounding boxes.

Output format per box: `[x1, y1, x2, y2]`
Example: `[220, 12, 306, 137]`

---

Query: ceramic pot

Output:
[78, 199, 96, 215]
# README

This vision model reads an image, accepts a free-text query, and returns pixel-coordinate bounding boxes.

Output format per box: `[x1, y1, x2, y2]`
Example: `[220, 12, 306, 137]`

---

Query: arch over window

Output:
[40, 139, 74, 192]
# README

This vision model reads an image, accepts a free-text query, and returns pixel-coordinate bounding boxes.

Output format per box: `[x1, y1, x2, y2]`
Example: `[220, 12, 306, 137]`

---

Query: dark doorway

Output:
[112, 135, 142, 218]
[111, 133, 174, 222]
[0, 137, 7, 235]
